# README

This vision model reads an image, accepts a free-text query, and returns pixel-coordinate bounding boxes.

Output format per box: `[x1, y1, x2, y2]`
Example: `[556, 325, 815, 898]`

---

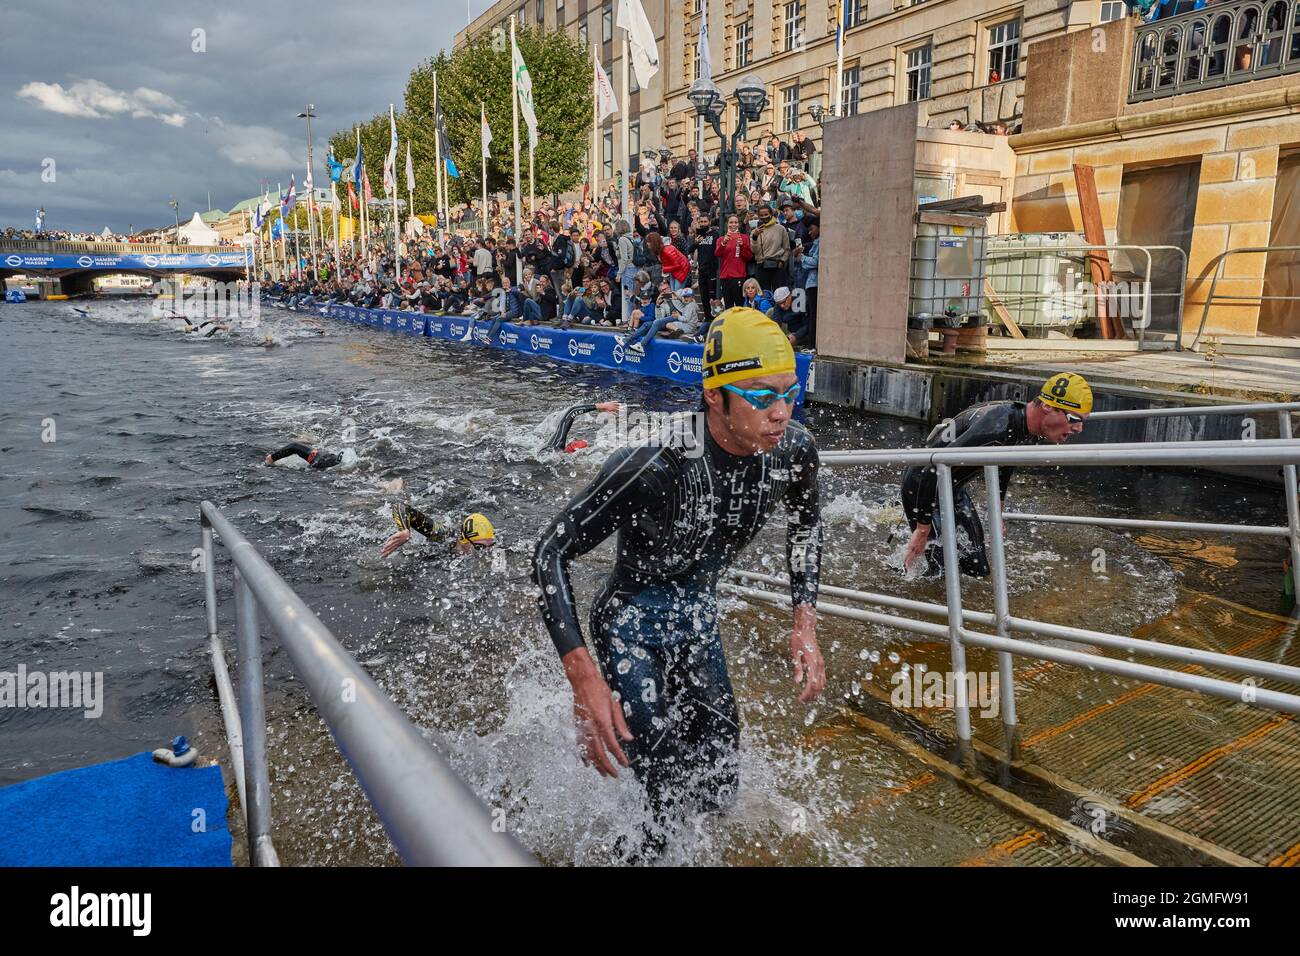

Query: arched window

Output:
[1231, 5, 1261, 75]
[1158, 26, 1183, 88]
[1206, 13, 1234, 81]
[1258, 0, 1289, 70]
[1184, 18, 1208, 83]
[1289, 0, 1300, 63]
[1134, 29, 1159, 94]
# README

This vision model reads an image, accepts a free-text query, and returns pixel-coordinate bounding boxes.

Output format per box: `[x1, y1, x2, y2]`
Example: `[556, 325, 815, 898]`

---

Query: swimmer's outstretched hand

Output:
[264, 454, 274, 465]
[595, 401, 622, 414]
[791, 605, 825, 703]
[380, 529, 411, 557]
[563, 647, 632, 777]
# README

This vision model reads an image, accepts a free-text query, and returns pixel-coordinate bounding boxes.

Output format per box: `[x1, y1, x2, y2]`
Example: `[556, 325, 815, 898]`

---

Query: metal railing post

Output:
[936, 464, 974, 765]
[202, 520, 218, 640]
[201, 515, 247, 818]
[234, 567, 280, 867]
[983, 466, 1019, 760]
[1279, 412, 1300, 622]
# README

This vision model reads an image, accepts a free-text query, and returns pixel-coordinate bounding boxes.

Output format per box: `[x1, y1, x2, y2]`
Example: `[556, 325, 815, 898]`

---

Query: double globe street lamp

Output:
[687, 73, 769, 227]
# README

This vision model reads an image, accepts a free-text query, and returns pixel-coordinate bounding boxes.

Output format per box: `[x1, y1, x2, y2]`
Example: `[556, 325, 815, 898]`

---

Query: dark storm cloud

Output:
[0, 1, 496, 232]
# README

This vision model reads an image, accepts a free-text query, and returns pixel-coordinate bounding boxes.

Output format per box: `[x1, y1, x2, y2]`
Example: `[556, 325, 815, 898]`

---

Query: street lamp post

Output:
[688, 73, 768, 307]
[168, 198, 180, 246]
[297, 105, 319, 278]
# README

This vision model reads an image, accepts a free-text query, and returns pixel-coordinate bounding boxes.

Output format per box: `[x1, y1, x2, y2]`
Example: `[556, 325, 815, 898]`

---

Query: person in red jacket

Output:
[644, 231, 690, 293]
[714, 214, 753, 309]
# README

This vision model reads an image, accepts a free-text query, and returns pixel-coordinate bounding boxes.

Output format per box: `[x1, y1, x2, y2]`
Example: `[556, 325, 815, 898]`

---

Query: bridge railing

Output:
[0, 239, 231, 255]
[199, 500, 534, 867]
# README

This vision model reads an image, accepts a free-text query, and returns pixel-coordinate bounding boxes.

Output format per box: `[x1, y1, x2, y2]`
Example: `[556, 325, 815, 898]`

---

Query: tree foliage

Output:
[328, 27, 592, 215]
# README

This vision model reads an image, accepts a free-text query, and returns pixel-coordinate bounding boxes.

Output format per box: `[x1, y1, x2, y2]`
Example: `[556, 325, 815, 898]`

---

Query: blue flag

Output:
[327, 151, 344, 183]
[352, 143, 364, 188]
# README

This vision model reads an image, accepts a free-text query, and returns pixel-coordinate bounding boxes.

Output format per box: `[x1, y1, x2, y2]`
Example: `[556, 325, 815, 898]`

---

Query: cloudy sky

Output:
[0, 0, 497, 232]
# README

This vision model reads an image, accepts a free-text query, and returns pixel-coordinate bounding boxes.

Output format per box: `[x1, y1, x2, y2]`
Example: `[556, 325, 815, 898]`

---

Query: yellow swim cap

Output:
[701, 307, 796, 390]
[459, 513, 495, 545]
[1038, 372, 1093, 416]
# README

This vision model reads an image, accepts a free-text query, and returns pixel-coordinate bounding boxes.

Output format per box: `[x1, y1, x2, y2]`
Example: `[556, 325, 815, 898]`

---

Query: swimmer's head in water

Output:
[701, 308, 796, 391]
[458, 513, 495, 547]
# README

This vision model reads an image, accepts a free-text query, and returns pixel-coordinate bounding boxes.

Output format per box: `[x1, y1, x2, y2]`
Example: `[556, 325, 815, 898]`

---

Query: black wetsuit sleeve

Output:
[910, 408, 1015, 524]
[785, 437, 822, 606]
[532, 447, 664, 656]
[545, 404, 599, 451]
[998, 467, 1016, 503]
[269, 442, 313, 464]
[405, 504, 444, 541]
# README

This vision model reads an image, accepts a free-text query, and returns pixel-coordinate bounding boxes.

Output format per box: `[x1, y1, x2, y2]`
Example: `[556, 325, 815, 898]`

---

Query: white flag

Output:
[616, 0, 659, 90]
[698, 6, 713, 82]
[481, 108, 493, 159]
[405, 141, 415, 193]
[383, 104, 398, 195]
[511, 34, 539, 149]
[594, 54, 618, 122]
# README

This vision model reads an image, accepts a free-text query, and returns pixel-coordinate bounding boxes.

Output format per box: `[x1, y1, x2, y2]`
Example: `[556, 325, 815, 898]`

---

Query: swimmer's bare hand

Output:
[264, 454, 274, 465]
[595, 401, 622, 414]
[791, 604, 825, 702]
[380, 529, 411, 557]
[563, 647, 632, 777]
[902, 523, 931, 572]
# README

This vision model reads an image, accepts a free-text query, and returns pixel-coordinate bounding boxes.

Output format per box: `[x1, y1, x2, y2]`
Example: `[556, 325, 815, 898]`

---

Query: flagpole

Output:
[835, 1, 845, 118]
[357, 126, 368, 261]
[511, 14, 523, 272]
[243, 209, 251, 284]
[390, 103, 401, 284]
[481, 101, 489, 239]
[433, 71, 445, 242]
[528, 144, 535, 221]
[620, 29, 630, 228]
[331, 181, 340, 275]
[592, 43, 600, 208]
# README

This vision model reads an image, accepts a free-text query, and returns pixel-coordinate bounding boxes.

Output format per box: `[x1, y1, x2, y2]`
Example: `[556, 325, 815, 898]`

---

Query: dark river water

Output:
[0, 298, 1291, 865]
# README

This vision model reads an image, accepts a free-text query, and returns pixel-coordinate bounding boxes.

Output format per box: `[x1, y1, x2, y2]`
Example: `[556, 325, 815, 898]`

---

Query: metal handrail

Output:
[984, 243, 1190, 349]
[1191, 244, 1300, 350]
[199, 501, 534, 867]
[757, 433, 1300, 764]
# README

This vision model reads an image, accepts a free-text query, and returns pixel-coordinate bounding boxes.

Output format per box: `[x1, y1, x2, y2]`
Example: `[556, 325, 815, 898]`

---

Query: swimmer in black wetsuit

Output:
[264, 442, 343, 469]
[533, 308, 825, 856]
[901, 372, 1092, 577]
[381, 504, 496, 556]
[544, 401, 622, 452]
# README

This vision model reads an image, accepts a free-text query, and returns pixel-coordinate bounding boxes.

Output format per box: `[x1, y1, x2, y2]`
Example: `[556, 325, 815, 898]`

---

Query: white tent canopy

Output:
[177, 211, 219, 245]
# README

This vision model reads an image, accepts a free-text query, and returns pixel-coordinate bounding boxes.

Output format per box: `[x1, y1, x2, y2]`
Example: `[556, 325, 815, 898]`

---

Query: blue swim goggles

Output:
[721, 382, 802, 410]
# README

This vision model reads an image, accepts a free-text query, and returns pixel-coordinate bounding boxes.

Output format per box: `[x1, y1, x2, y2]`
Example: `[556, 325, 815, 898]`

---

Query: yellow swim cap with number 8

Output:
[1039, 372, 1093, 416]
[701, 307, 796, 389]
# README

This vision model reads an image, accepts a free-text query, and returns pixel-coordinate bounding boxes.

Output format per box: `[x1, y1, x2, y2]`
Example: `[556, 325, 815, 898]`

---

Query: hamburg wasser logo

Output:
[76, 255, 94, 267]
[205, 254, 220, 266]
[142, 255, 159, 268]
[530, 333, 539, 350]
[612, 341, 625, 364]
[568, 338, 579, 357]
[5, 255, 22, 267]
[667, 351, 682, 374]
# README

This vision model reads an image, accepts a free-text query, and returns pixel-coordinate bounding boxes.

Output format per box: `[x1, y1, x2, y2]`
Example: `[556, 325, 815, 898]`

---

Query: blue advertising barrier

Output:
[290, 300, 814, 398]
[1, 250, 251, 271]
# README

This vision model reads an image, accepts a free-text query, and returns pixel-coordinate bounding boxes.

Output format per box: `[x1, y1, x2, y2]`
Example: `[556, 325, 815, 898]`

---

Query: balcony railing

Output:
[1131, 0, 1300, 101]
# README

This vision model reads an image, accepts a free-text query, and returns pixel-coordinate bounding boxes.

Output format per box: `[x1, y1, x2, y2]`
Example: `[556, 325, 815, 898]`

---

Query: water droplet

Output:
[616, 659, 631, 675]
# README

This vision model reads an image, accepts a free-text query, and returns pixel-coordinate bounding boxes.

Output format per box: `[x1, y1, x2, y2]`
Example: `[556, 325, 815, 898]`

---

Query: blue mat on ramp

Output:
[0, 752, 232, 867]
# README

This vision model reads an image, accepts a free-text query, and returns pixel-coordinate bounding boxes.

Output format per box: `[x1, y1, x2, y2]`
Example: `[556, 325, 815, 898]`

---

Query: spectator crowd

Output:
[267, 130, 823, 352]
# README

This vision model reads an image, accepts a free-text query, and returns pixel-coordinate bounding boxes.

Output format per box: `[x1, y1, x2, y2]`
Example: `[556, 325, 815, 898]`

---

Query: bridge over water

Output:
[1, 239, 251, 295]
